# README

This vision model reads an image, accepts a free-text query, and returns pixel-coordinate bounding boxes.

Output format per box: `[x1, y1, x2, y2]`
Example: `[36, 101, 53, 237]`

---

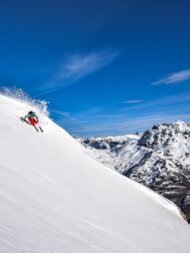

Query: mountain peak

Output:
[80, 121, 190, 223]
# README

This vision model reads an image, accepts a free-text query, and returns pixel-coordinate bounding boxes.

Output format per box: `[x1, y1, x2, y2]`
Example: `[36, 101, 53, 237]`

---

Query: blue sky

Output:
[0, 0, 190, 137]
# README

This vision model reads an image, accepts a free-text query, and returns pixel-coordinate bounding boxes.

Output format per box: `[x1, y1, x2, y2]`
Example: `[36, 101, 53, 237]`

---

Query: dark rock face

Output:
[181, 192, 190, 223]
[80, 121, 190, 221]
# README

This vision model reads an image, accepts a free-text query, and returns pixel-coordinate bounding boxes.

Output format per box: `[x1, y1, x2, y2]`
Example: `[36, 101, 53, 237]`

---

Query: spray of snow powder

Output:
[0, 87, 50, 117]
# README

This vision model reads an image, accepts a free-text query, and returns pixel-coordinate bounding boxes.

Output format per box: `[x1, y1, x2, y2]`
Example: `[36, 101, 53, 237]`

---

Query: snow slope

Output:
[0, 94, 190, 253]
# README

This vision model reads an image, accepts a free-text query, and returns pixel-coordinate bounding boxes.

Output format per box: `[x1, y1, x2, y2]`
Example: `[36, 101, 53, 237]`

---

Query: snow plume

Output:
[0, 87, 50, 117]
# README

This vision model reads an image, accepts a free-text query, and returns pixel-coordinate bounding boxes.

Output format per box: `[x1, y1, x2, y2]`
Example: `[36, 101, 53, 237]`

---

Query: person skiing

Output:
[21, 111, 43, 132]
[25, 111, 39, 126]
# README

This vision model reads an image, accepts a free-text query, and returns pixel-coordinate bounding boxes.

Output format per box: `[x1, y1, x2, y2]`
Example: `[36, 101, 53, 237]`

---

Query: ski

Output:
[20, 117, 43, 133]
[33, 125, 39, 132]
[39, 126, 44, 133]
[20, 117, 29, 124]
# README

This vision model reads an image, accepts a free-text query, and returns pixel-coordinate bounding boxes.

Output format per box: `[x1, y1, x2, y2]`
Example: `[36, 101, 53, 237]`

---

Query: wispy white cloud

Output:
[50, 109, 88, 134]
[152, 69, 190, 85]
[42, 49, 119, 92]
[121, 100, 143, 104]
[118, 93, 190, 112]
[60, 50, 119, 80]
[71, 113, 190, 137]
[52, 93, 190, 137]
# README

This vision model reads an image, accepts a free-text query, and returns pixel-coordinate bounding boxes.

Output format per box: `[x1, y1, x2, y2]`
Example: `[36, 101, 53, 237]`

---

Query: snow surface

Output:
[0, 94, 190, 253]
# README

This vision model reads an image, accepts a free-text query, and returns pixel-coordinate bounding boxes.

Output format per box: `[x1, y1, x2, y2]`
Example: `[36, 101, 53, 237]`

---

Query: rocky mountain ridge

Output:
[79, 121, 190, 222]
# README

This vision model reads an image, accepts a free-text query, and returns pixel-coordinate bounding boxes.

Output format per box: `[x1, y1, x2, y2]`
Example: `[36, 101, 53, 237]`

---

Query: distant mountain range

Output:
[78, 121, 190, 222]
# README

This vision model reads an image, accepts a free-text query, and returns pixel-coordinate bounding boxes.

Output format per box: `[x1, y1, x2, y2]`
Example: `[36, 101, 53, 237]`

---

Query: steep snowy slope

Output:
[0, 94, 190, 253]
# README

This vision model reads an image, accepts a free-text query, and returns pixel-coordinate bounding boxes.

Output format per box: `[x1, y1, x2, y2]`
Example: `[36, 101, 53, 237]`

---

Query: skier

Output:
[25, 111, 39, 126]
[21, 111, 43, 132]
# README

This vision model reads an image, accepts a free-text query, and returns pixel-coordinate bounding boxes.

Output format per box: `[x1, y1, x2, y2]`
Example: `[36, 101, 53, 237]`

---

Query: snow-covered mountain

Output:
[1, 94, 190, 253]
[80, 121, 190, 222]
